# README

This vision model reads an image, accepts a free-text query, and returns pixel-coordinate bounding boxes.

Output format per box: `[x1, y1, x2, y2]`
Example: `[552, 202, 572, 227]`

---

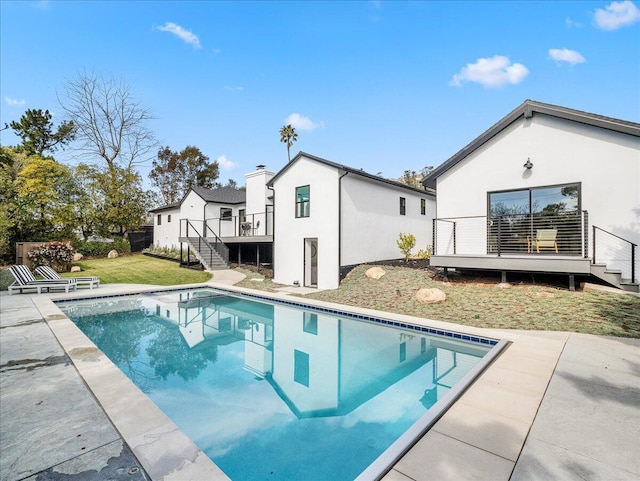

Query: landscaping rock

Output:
[365, 267, 386, 279]
[416, 287, 446, 304]
[73, 252, 83, 261]
[497, 282, 512, 289]
[70, 266, 82, 273]
[107, 250, 119, 259]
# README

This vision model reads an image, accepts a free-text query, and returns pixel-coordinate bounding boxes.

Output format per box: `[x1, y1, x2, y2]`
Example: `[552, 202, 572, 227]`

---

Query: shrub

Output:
[415, 246, 432, 259]
[112, 237, 131, 254]
[397, 233, 416, 261]
[27, 241, 75, 272]
[0, 269, 14, 291]
[75, 237, 131, 257]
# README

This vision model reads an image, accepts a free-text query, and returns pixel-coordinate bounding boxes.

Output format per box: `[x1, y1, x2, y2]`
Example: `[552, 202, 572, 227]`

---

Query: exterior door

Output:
[304, 238, 318, 287]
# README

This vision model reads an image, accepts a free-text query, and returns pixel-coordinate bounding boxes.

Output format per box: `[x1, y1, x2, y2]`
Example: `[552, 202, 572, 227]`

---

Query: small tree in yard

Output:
[397, 233, 416, 261]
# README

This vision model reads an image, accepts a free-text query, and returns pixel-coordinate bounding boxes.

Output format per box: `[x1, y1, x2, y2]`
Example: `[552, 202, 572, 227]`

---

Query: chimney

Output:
[256, 164, 265, 170]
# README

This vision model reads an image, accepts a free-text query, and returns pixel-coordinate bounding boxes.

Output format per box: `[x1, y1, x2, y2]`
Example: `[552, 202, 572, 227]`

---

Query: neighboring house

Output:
[422, 99, 639, 291]
[149, 166, 274, 269]
[268, 152, 436, 290]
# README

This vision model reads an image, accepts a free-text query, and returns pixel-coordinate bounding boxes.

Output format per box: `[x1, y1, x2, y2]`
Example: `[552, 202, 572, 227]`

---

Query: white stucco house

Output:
[149, 166, 274, 269]
[268, 152, 436, 290]
[422, 100, 639, 291]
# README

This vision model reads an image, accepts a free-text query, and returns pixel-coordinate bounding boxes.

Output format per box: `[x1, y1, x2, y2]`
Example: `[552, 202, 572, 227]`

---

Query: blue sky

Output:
[1, 0, 639, 187]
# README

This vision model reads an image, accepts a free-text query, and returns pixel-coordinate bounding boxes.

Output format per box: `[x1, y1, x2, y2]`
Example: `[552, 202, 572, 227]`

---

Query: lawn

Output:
[65, 254, 212, 285]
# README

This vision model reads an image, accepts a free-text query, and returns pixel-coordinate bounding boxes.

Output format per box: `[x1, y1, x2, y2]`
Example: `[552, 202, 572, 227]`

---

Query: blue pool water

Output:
[58, 288, 495, 480]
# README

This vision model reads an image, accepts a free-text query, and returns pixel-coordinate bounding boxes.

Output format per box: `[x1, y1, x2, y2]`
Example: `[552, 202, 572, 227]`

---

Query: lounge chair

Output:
[35, 265, 100, 290]
[532, 229, 559, 253]
[8, 265, 78, 295]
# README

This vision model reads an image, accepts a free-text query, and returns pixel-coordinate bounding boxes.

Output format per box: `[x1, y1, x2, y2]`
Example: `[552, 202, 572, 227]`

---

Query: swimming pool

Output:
[58, 287, 504, 480]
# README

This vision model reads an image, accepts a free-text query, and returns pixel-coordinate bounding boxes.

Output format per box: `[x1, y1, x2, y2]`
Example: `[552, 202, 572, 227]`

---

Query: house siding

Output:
[272, 154, 436, 290]
[341, 174, 434, 266]
[272, 157, 341, 289]
[436, 112, 640, 275]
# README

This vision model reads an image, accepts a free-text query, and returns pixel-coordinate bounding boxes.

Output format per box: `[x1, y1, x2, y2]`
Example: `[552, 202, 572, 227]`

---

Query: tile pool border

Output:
[55, 284, 500, 348]
[38, 282, 513, 481]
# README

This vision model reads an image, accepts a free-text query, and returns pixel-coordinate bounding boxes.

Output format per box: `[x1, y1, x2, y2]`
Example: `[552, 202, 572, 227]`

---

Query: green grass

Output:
[304, 265, 640, 338]
[64, 254, 212, 285]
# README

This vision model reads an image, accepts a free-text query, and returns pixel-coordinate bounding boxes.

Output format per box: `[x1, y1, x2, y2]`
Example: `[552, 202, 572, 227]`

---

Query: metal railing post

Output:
[432, 218, 436, 255]
[632, 244, 636, 283]
[592, 225, 596, 264]
[453, 222, 457, 255]
[497, 217, 502, 257]
[583, 211, 589, 258]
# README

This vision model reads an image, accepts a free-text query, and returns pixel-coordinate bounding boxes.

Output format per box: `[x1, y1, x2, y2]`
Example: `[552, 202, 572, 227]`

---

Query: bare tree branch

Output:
[59, 71, 157, 169]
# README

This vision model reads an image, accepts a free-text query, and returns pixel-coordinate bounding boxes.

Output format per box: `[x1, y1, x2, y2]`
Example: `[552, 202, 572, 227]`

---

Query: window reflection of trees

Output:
[74, 304, 218, 391]
[488, 184, 581, 254]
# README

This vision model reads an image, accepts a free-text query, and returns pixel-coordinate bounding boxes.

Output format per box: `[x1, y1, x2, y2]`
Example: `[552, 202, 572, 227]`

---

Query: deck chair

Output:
[36, 265, 100, 289]
[8, 265, 78, 295]
[533, 229, 558, 253]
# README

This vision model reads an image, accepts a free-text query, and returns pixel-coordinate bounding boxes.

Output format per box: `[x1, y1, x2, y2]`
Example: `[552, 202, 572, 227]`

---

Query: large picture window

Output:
[488, 183, 581, 255]
[296, 185, 310, 218]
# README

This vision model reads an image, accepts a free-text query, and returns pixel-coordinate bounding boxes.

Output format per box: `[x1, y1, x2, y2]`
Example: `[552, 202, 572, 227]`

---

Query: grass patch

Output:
[65, 254, 211, 285]
[304, 265, 640, 338]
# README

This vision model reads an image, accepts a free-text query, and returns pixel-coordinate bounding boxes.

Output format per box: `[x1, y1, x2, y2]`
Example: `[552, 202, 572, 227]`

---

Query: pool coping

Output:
[32, 281, 565, 481]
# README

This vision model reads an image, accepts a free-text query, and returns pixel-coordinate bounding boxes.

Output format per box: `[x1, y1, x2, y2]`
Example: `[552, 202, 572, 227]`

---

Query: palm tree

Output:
[279, 124, 298, 162]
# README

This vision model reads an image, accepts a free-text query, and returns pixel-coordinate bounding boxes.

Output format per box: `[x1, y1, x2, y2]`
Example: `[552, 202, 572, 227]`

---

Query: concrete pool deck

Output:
[1, 281, 638, 481]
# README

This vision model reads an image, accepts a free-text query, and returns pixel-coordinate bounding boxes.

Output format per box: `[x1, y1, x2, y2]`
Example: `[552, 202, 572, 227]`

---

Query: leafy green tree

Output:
[95, 165, 153, 234]
[279, 124, 297, 162]
[150, 146, 219, 204]
[15, 156, 77, 239]
[10, 109, 75, 157]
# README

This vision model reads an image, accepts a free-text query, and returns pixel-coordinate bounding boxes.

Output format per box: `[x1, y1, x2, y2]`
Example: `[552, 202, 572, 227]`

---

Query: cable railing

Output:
[204, 210, 274, 238]
[432, 211, 589, 257]
[179, 219, 229, 267]
[593, 226, 637, 283]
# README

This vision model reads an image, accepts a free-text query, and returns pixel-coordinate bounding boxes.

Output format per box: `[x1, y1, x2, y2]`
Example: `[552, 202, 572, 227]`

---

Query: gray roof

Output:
[191, 186, 246, 204]
[421, 99, 640, 189]
[268, 151, 435, 197]
[149, 186, 246, 213]
[149, 202, 180, 213]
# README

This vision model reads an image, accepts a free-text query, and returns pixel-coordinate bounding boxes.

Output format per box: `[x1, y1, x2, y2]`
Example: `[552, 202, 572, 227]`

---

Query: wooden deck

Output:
[430, 254, 592, 274]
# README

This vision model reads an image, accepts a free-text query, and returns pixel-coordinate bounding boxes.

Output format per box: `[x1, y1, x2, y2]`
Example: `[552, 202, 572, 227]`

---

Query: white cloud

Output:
[155, 22, 202, 49]
[565, 17, 583, 28]
[224, 86, 244, 91]
[284, 113, 324, 131]
[594, 0, 640, 30]
[216, 155, 238, 171]
[5, 96, 26, 106]
[549, 48, 586, 65]
[450, 55, 529, 88]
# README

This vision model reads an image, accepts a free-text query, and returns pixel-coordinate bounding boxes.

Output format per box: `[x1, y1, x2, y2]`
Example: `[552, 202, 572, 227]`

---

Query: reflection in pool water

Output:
[61, 289, 492, 481]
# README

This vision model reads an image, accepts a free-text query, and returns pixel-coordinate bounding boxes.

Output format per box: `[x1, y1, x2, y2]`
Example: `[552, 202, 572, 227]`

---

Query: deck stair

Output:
[590, 263, 639, 293]
[181, 237, 229, 271]
[179, 219, 230, 271]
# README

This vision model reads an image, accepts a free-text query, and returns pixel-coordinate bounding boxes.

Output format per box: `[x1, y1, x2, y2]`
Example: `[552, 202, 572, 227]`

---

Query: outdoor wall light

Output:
[523, 157, 534, 169]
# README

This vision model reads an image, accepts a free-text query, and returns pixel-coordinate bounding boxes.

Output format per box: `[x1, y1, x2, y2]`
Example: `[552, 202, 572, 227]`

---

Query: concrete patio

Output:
[1, 278, 638, 481]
